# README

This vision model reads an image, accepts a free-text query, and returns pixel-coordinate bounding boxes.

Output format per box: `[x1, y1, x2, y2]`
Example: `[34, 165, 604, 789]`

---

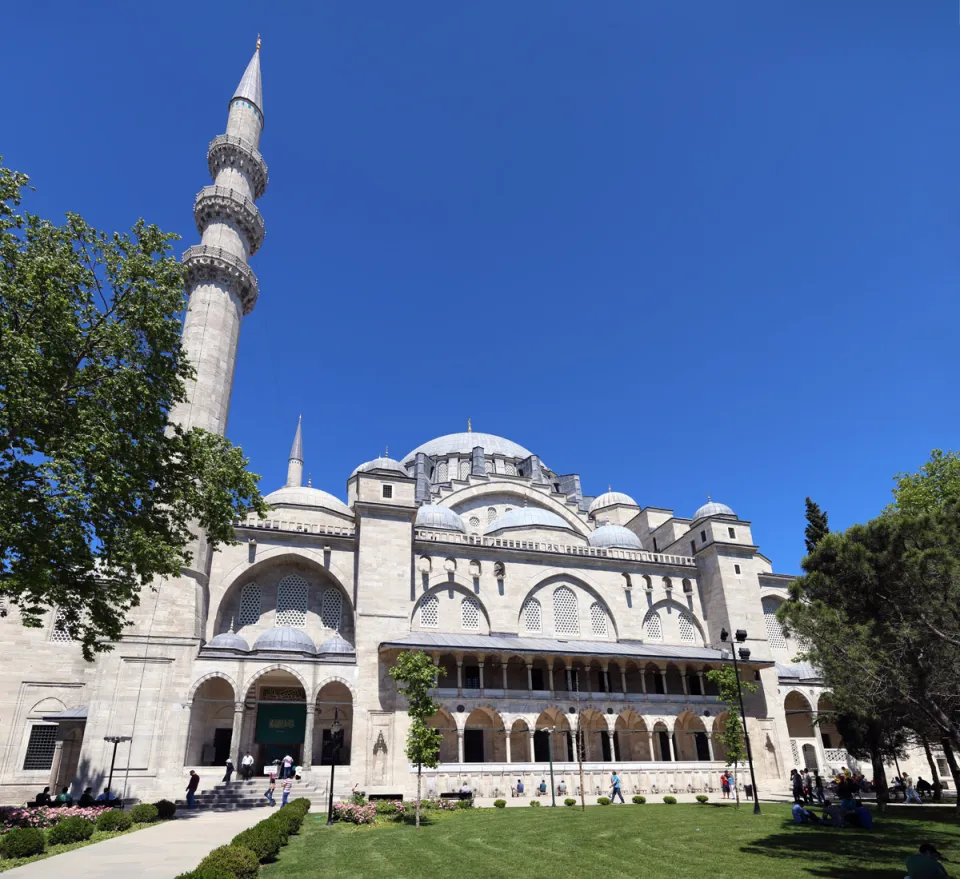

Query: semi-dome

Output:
[588, 491, 638, 514]
[206, 631, 250, 651]
[588, 523, 643, 550]
[318, 633, 355, 655]
[264, 485, 353, 517]
[415, 504, 467, 532]
[351, 456, 408, 478]
[485, 507, 571, 534]
[692, 500, 736, 523]
[253, 626, 317, 654]
[402, 432, 533, 464]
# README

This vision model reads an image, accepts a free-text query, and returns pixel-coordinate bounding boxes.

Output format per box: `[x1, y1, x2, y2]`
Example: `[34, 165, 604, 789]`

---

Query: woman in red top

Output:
[721, 773, 730, 799]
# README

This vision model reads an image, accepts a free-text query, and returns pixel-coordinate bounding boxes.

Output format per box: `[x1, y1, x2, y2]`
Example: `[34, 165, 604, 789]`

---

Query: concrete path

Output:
[6, 808, 269, 879]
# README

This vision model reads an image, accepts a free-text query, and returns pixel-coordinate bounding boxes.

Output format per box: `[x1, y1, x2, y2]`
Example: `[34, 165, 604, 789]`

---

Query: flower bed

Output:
[332, 802, 377, 825]
[0, 807, 108, 833]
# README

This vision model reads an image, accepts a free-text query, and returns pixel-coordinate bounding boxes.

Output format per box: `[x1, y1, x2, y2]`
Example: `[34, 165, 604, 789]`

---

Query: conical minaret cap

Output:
[289, 414, 303, 463]
[232, 39, 263, 118]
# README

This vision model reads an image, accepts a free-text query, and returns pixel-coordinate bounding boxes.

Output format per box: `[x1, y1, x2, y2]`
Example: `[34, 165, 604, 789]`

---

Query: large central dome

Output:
[402, 432, 534, 464]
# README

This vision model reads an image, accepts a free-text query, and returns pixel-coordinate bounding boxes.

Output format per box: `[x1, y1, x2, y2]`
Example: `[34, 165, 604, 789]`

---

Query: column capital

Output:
[305, 703, 316, 715]
[234, 701, 245, 713]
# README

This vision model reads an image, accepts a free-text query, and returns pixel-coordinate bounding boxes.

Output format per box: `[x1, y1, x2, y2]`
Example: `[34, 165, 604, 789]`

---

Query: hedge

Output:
[632, 795, 646, 804]
[564, 798, 577, 807]
[597, 797, 611, 806]
[528, 800, 541, 807]
[196, 845, 259, 879]
[696, 795, 709, 804]
[47, 816, 95, 845]
[154, 799, 177, 820]
[130, 803, 160, 824]
[96, 810, 133, 832]
[1, 827, 45, 858]
[233, 823, 282, 863]
[493, 799, 506, 808]
[663, 796, 677, 805]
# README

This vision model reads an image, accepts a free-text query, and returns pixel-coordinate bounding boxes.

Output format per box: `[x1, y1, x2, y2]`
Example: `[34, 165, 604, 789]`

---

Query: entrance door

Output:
[213, 728, 232, 766]
[533, 730, 550, 762]
[464, 729, 484, 762]
[802, 744, 819, 771]
[657, 731, 672, 761]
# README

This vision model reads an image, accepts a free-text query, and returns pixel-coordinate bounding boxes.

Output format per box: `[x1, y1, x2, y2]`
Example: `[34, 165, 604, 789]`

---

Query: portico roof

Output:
[41, 707, 88, 722]
[380, 633, 772, 665]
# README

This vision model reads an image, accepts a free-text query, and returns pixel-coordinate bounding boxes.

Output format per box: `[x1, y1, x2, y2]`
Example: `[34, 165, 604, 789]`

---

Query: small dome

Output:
[415, 504, 467, 532]
[589, 491, 638, 514]
[206, 631, 250, 651]
[253, 627, 317, 654]
[318, 633, 355, 655]
[351, 456, 408, 478]
[264, 485, 353, 517]
[692, 500, 736, 523]
[485, 507, 571, 534]
[588, 523, 643, 550]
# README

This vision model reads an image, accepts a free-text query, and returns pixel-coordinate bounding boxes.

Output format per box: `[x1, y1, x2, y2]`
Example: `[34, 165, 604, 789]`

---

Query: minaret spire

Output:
[286, 415, 304, 487]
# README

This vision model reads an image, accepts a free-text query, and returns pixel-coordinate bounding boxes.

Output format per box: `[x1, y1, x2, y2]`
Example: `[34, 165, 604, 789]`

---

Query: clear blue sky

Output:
[6, 2, 958, 573]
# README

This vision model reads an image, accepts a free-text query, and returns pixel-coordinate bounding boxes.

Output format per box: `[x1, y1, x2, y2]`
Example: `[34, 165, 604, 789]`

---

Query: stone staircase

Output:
[176, 772, 352, 812]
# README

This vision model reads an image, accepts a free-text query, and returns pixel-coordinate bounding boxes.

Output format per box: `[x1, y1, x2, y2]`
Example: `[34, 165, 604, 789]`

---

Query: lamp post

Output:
[720, 628, 761, 815]
[325, 709, 341, 826]
[103, 735, 132, 804]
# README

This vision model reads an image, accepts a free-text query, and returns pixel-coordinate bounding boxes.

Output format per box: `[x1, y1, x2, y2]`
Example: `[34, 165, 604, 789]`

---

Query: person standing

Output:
[814, 773, 825, 805]
[223, 757, 234, 784]
[720, 772, 730, 799]
[186, 770, 200, 809]
[610, 771, 625, 804]
[264, 773, 276, 807]
[791, 769, 804, 804]
[282, 754, 294, 780]
[241, 752, 255, 780]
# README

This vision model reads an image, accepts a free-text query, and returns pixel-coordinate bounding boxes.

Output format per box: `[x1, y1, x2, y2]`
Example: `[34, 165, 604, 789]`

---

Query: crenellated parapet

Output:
[193, 185, 266, 256]
[207, 134, 269, 199]
[181, 244, 259, 315]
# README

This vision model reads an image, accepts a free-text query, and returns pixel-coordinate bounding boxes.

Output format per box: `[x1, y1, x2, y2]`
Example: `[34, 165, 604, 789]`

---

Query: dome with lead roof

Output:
[485, 507, 571, 534]
[253, 627, 317, 654]
[415, 504, 467, 532]
[351, 456, 408, 478]
[588, 523, 643, 550]
[589, 491, 638, 514]
[264, 485, 353, 517]
[318, 634, 355, 655]
[402, 432, 533, 464]
[206, 631, 250, 651]
[692, 500, 736, 523]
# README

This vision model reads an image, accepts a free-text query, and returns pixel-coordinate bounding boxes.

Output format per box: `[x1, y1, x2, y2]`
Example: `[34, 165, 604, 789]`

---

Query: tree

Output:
[887, 449, 960, 515]
[389, 650, 443, 827]
[804, 497, 829, 555]
[0, 162, 267, 658]
[706, 664, 757, 809]
[831, 710, 907, 811]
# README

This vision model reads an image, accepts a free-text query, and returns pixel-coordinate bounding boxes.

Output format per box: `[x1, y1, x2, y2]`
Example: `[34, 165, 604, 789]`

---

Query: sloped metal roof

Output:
[42, 707, 88, 722]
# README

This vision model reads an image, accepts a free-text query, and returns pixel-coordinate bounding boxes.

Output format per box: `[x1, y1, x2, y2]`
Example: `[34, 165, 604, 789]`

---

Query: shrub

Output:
[455, 798, 474, 810]
[262, 814, 290, 844]
[96, 810, 133, 832]
[47, 816, 95, 845]
[174, 870, 234, 879]
[196, 845, 259, 879]
[233, 824, 282, 863]
[1, 827, 45, 858]
[374, 800, 398, 815]
[632, 795, 646, 804]
[493, 799, 506, 809]
[663, 796, 677, 805]
[154, 800, 177, 820]
[272, 807, 303, 833]
[696, 795, 709, 804]
[350, 791, 366, 805]
[564, 798, 577, 807]
[528, 800, 541, 807]
[597, 797, 611, 806]
[130, 803, 159, 824]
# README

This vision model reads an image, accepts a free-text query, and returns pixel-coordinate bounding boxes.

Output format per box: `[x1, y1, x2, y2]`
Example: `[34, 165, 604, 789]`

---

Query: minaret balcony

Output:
[207, 135, 269, 199]
[182, 244, 259, 315]
[193, 186, 265, 255]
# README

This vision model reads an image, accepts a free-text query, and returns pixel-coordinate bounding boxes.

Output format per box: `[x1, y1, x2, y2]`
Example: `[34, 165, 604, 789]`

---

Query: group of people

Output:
[893, 772, 937, 804]
[720, 771, 737, 799]
[792, 796, 873, 829]
[791, 768, 826, 805]
[222, 752, 259, 784]
[34, 786, 118, 807]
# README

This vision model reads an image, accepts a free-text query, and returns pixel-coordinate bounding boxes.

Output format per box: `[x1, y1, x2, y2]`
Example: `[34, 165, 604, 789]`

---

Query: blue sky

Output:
[6, 2, 958, 572]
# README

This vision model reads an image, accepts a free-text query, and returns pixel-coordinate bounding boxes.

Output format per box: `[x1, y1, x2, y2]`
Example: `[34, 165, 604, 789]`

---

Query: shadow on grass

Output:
[741, 814, 958, 879]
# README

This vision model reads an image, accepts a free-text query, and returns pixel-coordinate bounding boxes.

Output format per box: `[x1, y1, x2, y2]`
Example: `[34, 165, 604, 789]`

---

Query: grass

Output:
[261, 802, 960, 879]
[0, 822, 152, 872]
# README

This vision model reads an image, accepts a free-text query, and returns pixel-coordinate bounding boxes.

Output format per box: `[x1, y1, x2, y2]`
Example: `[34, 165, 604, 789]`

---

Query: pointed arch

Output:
[553, 586, 579, 635]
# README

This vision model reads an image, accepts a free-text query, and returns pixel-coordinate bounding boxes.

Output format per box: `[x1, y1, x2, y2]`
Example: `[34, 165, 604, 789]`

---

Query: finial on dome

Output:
[467, 418, 472, 433]
[256, 34, 262, 52]
[307, 473, 312, 487]
[228, 618, 235, 634]
[385, 445, 389, 457]
[608, 484, 612, 493]
[708, 494, 712, 503]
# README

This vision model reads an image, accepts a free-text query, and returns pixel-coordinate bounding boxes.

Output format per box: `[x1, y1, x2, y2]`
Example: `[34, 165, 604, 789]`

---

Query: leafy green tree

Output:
[887, 449, 960, 515]
[831, 710, 908, 811]
[706, 664, 757, 809]
[0, 162, 267, 658]
[804, 497, 829, 554]
[389, 650, 443, 827]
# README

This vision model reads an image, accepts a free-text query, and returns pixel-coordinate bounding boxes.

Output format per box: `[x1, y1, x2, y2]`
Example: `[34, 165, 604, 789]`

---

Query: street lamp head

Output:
[738, 647, 751, 661]
[720, 628, 729, 642]
[332, 707, 341, 735]
[735, 629, 748, 643]
[103, 736, 132, 744]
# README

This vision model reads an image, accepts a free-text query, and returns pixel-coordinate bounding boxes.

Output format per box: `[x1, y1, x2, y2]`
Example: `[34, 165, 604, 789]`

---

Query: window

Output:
[762, 597, 788, 650]
[642, 575, 653, 592]
[420, 595, 439, 628]
[662, 577, 672, 591]
[505, 462, 517, 476]
[589, 602, 608, 637]
[487, 507, 497, 524]
[238, 583, 262, 627]
[734, 564, 741, 575]
[461, 597, 480, 631]
[437, 462, 448, 482]
[682, 578, 692, 594]
[553, 587, 579, 635]
[382, 484, 393, 499]
[276, 575, 308, 627]
[459, 460, 470, 480]
[700, 530, 706, 542]
[531, 668, 544, 690]
[652, 537, 659, 552]
[728, 527, 736, 539]
[469, 516, 481, 528]
[678, 611, 696, 643]
[320, 589, 342, 631]
[521, 598, 542, 633]
[50, 608, 72, 643]
[690, 540, 696, 554]
[23, 725, 56, 770]
[484, 460, 494, 473]
[643, 611, 662, 641]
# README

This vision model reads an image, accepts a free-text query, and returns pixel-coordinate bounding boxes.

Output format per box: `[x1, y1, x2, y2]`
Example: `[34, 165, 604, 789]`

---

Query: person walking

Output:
[610, 771, 625, 804]
[264, 772, 277, 806]
[241, 752, 255, 780]
[223, 757, 234, 784]
[281, 775, 293, 807]
[904, 774, 922, 805]
[186, 770, 200, 809]
[791, 769, 804, 804]
[814, 773, 825, 805]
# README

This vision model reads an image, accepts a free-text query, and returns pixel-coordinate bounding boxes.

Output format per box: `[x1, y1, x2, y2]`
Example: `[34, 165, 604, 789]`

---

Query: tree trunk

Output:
[870, 745, 888, 813]
[577, 723, 586, 812]
[939, 738, 960, 814]
[416, 764, 422, 828]
[921, 736, 942, 803]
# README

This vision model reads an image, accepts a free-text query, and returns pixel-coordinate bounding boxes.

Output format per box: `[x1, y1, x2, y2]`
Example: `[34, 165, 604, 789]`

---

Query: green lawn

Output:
[0, 824, 150, 873]
[261, 802, 960, 879]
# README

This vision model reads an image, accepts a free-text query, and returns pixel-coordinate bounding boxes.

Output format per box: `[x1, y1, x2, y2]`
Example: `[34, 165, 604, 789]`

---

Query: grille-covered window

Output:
[459, 460, 470, 480]
[276, 575, 308, 627]
[420, 595, 439, 628]
[320, 589, 342, 631]
[553, 586, 579, 635]
[238, 583, 262, 627]
[487, 507, 497, 524]
[23, 725, 56, 770]
[589, 602, 608, 637]
[521, 598, 542, 632]
[50, 608, 72, 643]
[505, 462, 517, 476]
[644, 610, 663, 641]
[437, 462, 448, 482]
[762, 597, 788, 650]
[678, 611, 695, 643]
[484, 460, 494, 473]
[461, 597, 480, 631]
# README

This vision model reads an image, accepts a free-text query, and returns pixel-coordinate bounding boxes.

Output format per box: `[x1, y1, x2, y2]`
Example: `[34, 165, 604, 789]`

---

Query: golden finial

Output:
[256, 34, 262, 52]
[467, 418, 472, 433]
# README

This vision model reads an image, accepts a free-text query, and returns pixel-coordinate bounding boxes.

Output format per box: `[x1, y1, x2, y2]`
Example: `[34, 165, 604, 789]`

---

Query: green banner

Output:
[255, 704, 306, 744]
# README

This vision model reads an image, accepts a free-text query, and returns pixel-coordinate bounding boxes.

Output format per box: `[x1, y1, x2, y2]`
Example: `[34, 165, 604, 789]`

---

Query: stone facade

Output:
[0, 41, 945, 807]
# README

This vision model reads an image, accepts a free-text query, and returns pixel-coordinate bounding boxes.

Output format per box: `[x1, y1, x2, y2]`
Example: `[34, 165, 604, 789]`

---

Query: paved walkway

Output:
[6, 808, 268, 879]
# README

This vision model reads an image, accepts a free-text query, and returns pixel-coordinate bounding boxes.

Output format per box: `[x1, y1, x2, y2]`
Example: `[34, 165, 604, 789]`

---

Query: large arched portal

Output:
[242, 669, 308, 774]
[614, 711, 650, 761]
[315, 681, 353, 767]
[535, 709, 572, 762]
[784, 692, 816, 738]
[463, 708, 505, 763]
[427, 708, 459, 763]
[675, 711, 711, 761]
[186, 676, 236, 767]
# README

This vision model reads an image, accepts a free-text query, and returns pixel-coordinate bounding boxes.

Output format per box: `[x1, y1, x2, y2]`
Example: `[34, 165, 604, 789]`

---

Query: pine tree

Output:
[803, 497, 829, 554]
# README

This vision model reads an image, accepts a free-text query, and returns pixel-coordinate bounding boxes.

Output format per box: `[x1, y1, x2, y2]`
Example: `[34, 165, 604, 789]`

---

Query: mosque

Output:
[0, 42, 942, 805]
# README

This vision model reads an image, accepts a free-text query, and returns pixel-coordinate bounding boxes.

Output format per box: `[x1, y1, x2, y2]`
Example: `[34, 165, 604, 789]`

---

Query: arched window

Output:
[762, 597, 788, 650]
[521, 598, 541, 633]
[238, 583, 262, 627]
[662, 576, 672, 591]
[459, 460, 470, 480]
[682, 579, 693, 594]
[461, 597, 480, 631]
[320, 588, 342, 631]
[505, 462, 517, 476]
[276, 575, 308, 627]
[437, 462, 448, 482]
[678, 611, 695, 643]
[420, 595, 439, 628]
[553, 586, 579, 635]
[484, 460, 494, 473]
[589, 602, 608, 637]
[644, 610, 663, 641]
[642, 575, 653, 592]
[487, 507, 497, 524]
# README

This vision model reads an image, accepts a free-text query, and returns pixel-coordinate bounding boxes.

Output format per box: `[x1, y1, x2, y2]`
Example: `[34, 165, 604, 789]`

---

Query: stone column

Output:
[658, 669, 667, 696]
[647, 731, 656, 761]
[528, 729, 536, 763]
[602, 664, 610, 694]
[302, 704, 316, 770]
[547, 665, 555, 693]
[48, 737, 65, 792]
[681, 674, 689, 696]
[230, 701, 245, 767]
[640, 669, 647, 694]
[565, 666, 573, 692]
[505, 731, 512, 764]
[478, 662, 485, 691]
[706, 733, 715, 761]
[620, 666, 627, 695]
[606, 729, 616, 762]
[697, 672, 706, 696]
[571, 729, 580, 764]
[527, 664, 534, 691]
[667, 732, 676, 762]
[457, 730, 465, 764]
[457, 660, 463, 695]
[502, 660, 508, 691]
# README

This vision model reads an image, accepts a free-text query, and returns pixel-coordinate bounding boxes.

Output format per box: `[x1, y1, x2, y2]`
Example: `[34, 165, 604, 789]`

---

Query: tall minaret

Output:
[286, 416, 304, 487]
[173, 38, 267, 436]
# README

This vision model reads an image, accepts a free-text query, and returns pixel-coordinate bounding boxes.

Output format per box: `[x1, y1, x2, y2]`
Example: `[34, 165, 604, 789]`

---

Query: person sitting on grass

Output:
[852, 799, 872, 830]
[791, 803, 822, 825]
[905, 843, 950, 878]
[821, 798, 845, 828]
